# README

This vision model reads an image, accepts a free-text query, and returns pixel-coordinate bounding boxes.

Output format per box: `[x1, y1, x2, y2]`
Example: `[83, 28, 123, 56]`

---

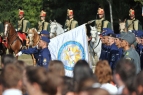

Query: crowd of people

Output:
[0, 54, 143, 95]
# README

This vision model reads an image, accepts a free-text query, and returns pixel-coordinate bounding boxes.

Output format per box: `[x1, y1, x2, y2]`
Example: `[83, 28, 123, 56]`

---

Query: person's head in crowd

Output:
[15, 60, 27, 70]
[60, 76, 74, 95]
[78, 76, 98, 93]
[114, 34, 122, 48]
[24, 66, 63, 95]
[140, 36, 143, 45]
[113, 59, 136, 92]
[120, 32, 136, 50]
[122, 77, 137, 95]
[79, 88, 110, 95]
[15, 60, 27, 95]
[95, 60, 112, 84]
[107, 33, 116, 46]
[0, 75, 3, 95]
[1, 54, 17, 68]
[101, 28, 113, 46]
[94, 60, 117, 94]
[134, 30, 143, 44]
[2, 64, 23, 91]
[47, 60, 65, 76]
[73, 60, 93, 92]
[135, 71, 143, 95]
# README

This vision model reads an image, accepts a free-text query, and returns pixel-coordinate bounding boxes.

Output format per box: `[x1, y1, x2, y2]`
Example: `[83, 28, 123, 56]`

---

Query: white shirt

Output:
[2, 89, 22, 95]
[100, 83, 118, 95]
[117, 86, 125, 95]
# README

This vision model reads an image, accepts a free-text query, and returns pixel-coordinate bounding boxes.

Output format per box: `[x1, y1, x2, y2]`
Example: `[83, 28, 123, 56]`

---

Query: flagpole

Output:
[107, 0, 114, 31]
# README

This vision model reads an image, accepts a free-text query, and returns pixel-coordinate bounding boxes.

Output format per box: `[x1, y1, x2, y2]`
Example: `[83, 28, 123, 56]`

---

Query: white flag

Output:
[48, 24, 89, 77]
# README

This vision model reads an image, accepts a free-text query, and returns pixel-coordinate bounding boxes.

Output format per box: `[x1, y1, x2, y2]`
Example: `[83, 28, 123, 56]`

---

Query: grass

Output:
[18, 54, 33, 66]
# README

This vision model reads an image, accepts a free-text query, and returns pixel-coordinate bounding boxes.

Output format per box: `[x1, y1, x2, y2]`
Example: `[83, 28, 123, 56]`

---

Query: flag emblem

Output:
[58, 41, 85, 71]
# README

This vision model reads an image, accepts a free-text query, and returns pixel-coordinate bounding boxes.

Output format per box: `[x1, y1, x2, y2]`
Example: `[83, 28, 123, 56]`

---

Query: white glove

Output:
[64, 29, 67, 32]
[16, 51, 22, 56]
[37, 32, 40, 34]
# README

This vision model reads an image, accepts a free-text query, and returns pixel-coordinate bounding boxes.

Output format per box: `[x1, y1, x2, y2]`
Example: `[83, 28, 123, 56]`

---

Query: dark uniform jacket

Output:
[21, 47, 51, 68]
[137, 44, 143, 70]
[100, 44, 109, 60]
[108, 43, 120, 71]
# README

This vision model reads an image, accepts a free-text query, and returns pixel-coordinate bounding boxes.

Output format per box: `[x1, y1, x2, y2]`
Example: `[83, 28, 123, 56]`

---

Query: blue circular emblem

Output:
[58, 41, 85, 71]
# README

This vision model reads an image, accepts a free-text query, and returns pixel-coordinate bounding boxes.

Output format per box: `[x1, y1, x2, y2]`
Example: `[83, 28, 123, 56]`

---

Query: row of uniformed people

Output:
[17, 8, 78, 34]
[1, 6, 142, 37]
[99, 28, 141, 73]
[99, 28, 123, 71]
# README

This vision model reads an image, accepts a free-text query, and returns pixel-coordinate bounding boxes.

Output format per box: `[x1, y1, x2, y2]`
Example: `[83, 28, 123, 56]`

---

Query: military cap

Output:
[67, 9, 73, 16]
[40, 10, 46, 17]
[40, 30, 49, 35]
[129, 8, 135, 16]
[120, 32, 136, 45]
[40, 36, 50, 43]
[107, 33, 116, 38]
[102, 28, 113, 36]
[134, 30, 143, 37]
[19, 9, 24, 15]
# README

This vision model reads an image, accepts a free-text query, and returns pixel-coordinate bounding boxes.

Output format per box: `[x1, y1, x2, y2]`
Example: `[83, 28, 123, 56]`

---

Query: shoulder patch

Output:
[125, 52, 129, 55]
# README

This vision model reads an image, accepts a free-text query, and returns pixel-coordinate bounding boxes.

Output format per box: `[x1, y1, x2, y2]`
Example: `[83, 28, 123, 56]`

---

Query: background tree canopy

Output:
[0, 0, 142, 33]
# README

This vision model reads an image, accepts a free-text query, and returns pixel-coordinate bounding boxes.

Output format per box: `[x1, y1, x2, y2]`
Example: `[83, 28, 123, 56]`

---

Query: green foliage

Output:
[0, 0, 43, 28]
[134, 0, 143, 5]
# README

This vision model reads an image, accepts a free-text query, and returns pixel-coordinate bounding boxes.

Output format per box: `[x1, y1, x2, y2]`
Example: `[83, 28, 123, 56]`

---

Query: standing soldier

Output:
[126, 8, 142, 32]
[17, 8, 30, 48]
[64, 9, 78, 32]
[37, 10, 50, 34]
[120, 32, 141, 73]
[95, 7, 111, 34]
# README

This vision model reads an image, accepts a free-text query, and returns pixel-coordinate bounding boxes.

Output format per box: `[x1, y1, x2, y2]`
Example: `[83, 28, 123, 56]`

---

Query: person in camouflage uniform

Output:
[17, 8, 30, 48]
[126, 8, 142, 32]
[95, 7, 111, 34]
[37, 10, 50, 34]
[64, 9, 78, 31]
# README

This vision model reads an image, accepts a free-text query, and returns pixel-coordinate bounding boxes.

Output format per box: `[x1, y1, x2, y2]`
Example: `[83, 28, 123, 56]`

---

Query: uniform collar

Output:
[41, 47, 48, 51]
[123, 47, 132, 56]
[20, 17, 24, 20]
[69, 18, 74, 21]
[41, 20, 45, 22]
[110, 43, 116, 48]
[99, 18, 105, 20]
